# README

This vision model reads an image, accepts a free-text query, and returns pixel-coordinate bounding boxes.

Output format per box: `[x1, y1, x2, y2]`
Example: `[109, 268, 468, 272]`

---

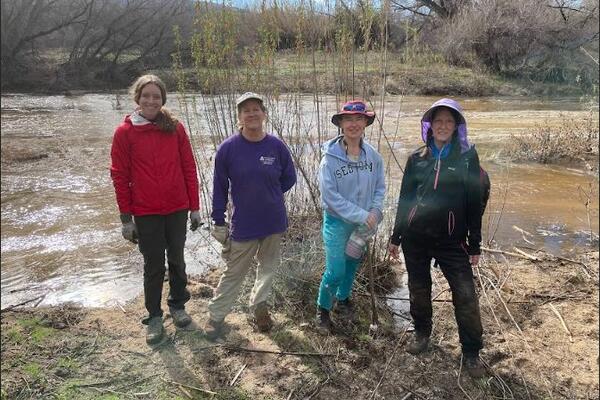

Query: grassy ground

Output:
[1, 218, 598, 399]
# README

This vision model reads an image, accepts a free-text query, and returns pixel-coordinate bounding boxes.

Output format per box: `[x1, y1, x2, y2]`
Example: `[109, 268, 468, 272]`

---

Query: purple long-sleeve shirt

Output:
[211, 132, 297, 241]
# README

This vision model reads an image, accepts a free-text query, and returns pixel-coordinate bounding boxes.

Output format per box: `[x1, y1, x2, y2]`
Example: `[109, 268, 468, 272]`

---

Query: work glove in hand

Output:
[190, 211, 202, 231]
[121, 221, 138, 244]
[120, 214, 138, 244]
[211, 223, 229, 245]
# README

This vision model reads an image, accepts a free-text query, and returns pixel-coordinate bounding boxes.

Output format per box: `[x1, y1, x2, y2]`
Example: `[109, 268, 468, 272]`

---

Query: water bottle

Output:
[345, 223, 377, 260]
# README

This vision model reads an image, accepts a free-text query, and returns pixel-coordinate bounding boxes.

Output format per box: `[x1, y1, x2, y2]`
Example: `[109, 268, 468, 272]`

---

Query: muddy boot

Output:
[463, 353, 486, 378]
[315, 307, 335, 335]
[335, 298, 356, 323]
[405, 332, 429, 355]
[146, 316, 165, 345]
[170, 308, 192, 328]
[254, 302, 273, 333]
[203, 319, 224, 341]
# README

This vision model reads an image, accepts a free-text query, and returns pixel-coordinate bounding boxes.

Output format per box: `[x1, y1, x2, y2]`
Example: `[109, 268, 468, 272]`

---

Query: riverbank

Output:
[1, 247, 598, 399]
[1, 52, 591, 98]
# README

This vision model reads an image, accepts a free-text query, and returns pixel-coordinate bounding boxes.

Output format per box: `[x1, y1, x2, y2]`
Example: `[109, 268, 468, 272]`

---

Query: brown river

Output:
[1, 93, 598, 309]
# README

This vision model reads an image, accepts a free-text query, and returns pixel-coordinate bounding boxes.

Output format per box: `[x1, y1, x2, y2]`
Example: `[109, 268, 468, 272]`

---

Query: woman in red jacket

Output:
[110, 74, 202, 345]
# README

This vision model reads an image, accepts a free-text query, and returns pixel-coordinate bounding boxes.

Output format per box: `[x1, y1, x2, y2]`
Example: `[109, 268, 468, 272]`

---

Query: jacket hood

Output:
[122, 113, 158, 131]
[421, 98, 471, 153]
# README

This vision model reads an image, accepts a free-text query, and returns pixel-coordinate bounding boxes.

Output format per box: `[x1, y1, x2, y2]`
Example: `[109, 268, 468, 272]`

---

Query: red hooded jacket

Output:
[110, 116, 200, 216]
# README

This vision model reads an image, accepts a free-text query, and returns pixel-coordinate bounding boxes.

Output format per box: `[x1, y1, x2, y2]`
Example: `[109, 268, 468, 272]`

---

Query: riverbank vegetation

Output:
[1, 0, 598, 96]
[508, 111, 599, 171]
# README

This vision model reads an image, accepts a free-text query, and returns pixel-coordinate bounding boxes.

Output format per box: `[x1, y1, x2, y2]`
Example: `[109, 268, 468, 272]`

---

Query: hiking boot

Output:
[146, 316, 164, 345]
[405, 333, 429, 355]
[254, 302, 273, 333]
[463, 353, 486, 378]
[170, 308, 192, 328]
[335, 298, 356, 323]
[203, 319, 224, 341]
[315, 307, 335, 335]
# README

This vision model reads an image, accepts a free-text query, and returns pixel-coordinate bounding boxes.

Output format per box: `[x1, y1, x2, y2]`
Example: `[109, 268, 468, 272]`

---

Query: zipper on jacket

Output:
[433, 143, 446, 190]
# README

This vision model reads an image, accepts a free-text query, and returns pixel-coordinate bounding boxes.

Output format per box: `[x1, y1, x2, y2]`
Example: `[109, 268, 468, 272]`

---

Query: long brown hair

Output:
[129, 74, 178, 133]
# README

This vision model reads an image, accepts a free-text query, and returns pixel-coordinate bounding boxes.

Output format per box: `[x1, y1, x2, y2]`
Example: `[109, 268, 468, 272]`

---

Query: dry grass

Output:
[508, 111, 599, 168]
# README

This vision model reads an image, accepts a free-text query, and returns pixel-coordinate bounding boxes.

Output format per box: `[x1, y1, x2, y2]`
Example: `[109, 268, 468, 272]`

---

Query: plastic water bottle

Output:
[345, 223, 377, 259]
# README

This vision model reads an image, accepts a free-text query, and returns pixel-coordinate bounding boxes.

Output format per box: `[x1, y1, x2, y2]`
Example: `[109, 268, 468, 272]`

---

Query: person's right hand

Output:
[122, 221, 138, 244]
[366, 211, 379, 230]
[388, 243, 400, 260]
[211, 223, 229, 245]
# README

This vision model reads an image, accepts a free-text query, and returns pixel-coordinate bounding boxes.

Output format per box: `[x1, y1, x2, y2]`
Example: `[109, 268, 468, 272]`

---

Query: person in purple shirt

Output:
[203, 92, 297, 340]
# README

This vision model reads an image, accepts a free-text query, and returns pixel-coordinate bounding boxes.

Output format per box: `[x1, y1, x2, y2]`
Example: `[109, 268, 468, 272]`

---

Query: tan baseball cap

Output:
[235, 92, 264, 107]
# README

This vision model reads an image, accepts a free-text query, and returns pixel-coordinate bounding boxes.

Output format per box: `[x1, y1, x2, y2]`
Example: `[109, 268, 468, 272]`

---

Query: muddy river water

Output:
[1, 93, 598, 309]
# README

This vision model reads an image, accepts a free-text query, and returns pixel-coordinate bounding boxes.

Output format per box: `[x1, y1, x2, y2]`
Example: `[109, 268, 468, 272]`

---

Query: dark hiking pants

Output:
[401, 236, 483, 355]
[135, 210, 191, 318]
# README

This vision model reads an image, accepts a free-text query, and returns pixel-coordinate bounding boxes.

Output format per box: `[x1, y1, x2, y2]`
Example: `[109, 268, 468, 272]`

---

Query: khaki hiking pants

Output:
[208, 233, 282, 322]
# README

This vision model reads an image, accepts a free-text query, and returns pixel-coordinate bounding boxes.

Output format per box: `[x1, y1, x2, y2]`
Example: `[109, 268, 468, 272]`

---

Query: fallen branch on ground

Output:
[1, 294, 47, 312]
[481, 246, 539, 261]
[223, 345, 337, 357]
[548, 303, 574, 343]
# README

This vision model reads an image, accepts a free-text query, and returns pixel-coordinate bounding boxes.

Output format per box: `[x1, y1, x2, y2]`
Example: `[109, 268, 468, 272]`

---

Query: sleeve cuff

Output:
[390, 236, 401, 246]
[468, 244, 481, 256]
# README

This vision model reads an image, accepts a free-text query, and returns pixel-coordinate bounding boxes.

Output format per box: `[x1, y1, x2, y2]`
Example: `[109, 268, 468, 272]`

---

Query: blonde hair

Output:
[129, 74, 178, 133]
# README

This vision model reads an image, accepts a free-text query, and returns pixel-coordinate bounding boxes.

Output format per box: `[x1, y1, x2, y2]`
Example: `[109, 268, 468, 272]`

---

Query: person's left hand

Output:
[190, 211, 203, 231]
[388, 243, 400, 260]
[469, 255, 480, 266]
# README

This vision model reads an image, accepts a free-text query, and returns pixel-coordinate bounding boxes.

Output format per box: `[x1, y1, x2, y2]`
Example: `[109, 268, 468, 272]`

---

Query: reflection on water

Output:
[1, 93, 597, 309]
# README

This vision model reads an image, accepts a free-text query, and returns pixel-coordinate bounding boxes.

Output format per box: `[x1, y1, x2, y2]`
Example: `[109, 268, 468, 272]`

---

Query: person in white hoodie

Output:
[315, 100, 386, 334]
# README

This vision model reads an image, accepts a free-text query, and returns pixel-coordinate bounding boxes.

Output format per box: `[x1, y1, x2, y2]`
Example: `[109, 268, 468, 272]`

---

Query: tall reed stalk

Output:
[173, 0, 405, 263]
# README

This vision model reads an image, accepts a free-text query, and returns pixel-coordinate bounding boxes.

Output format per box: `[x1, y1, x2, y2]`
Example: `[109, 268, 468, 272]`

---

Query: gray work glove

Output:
[190, 210, 202, 231]
[120, 214, 138, 244]
[211, 223, 229, 245]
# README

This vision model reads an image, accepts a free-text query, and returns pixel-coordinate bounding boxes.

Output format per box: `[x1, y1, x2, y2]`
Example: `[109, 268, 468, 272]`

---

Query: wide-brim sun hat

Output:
[331, 100, 375, 127]
[236, 92, 264, 107]
[421, 98, 471, 153]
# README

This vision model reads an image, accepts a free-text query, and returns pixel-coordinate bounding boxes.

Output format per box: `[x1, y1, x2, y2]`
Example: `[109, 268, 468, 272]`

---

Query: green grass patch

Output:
[356, 333, 373, 343]
[5, 327, 25, 344]
[31, 326, 55, 344]
[56, 380, 122, 400]
[22, 362, 43, 381]
[15, 316, 56, 343]
[17, 316, 43, 329]
[215, 388, 253, 400]
[56, 357, 79, 372]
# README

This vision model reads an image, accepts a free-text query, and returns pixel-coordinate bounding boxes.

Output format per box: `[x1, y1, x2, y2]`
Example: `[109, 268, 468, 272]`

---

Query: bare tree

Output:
[391, 0, 470, 18]
[1, 0, 92, 83]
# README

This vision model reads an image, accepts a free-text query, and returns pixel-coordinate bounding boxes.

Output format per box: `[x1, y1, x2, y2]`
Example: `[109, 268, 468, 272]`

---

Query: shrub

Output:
[509, 112, 599, 166]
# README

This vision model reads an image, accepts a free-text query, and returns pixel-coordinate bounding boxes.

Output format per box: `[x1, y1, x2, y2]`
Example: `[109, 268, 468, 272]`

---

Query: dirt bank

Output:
[1, 249, 598, 400]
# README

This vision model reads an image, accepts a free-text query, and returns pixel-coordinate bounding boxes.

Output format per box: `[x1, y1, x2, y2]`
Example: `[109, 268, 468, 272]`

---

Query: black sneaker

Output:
[315, 307, 335, 335]
[405, 333, 429, 355]
[463, 353, 486, 378]
[335, 298, 356, 323]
